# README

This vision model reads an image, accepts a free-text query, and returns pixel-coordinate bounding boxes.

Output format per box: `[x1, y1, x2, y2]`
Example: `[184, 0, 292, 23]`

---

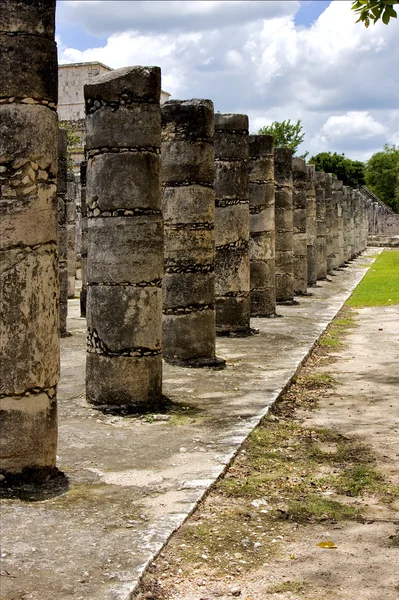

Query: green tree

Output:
[352, 0, 398, 27]
[308, 152, 366, 187]
[257, 119, 307, 157]
[59, 122, 81, 172]
[365, 144, 399, 212]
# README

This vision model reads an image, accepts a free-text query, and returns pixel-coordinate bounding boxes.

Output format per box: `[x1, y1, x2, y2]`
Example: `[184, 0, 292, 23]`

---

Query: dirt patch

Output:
[135, 305, 399, 600]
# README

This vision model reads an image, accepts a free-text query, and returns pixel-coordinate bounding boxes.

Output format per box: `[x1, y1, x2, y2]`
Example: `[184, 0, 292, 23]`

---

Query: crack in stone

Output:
[85, 96, 158, 114]
[163, 303, 214, 315]
[216, 238, 249, 252]
[88, 279, 162, 288]
[87, 147, 160, 158]
[87, 328, 161, 357]
[165, 263, 214, 274]
[217, 291, 249, 298]
[165, 222, 214, 231]
[216, 198, 248, 207]
[87, 206, 162, 218]
[163, 181, 213, 189]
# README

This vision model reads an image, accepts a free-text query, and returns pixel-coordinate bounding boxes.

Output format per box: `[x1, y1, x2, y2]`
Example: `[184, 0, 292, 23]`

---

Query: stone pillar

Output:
[214, 114, 252, 335]
[348, 188, 355, 259]
[248, 135, 276, 317]
[330, 175, 340, 270]
[0, 0, 59, 479]
[85, 66, 163, 410]
[305, 165, 317, 286]
[324, 173, 334, 275]
[315, 171, 327, 279]
[58, 129, 68, 336]
[334, 179, 345, 266]
[162, 100, 224, 368]
[80, 160, 88, 318]
[292, 158, 308, 295]
[66, 172, 76, 298]
[274, 148, 294, 303]
[342, 186, 351, 262]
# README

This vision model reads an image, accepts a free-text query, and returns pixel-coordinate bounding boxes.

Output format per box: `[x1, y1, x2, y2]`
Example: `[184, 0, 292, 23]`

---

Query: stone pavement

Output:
[0, 249, 379, 600]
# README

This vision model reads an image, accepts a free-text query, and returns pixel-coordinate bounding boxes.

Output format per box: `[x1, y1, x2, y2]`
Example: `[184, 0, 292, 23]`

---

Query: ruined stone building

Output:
[58, 62, 171, 172]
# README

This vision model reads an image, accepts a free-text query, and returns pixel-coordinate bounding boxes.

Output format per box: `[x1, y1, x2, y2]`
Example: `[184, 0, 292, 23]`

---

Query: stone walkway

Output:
[0, 249, 379, 600]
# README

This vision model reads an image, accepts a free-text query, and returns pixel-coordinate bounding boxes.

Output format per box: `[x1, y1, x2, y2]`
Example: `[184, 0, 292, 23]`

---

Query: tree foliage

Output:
[257, 119, 307, 157]
[365, 144, 399, 212]
[59, 122, 81, 172]
[352, 0, 398, 27]
[308, 152, 366, 188]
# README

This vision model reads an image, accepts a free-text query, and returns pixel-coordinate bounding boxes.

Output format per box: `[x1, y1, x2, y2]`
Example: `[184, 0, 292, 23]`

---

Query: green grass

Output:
[347, 250, 399, 307]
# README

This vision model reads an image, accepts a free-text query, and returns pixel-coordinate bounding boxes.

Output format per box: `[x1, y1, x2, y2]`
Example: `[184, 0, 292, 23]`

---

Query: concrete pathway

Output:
[0, 249, 379, 600]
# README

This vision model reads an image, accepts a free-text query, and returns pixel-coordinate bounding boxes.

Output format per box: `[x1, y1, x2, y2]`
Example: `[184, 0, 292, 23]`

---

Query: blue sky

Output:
[56, 1, 399, 161]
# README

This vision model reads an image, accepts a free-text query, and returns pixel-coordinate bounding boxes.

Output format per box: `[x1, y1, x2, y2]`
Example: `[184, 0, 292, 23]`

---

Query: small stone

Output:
[30, 162, 39, 170]
[230, 587, 241, 596]
[21, 97, 36, 104]
[38, 170, 48, 180]
[23, 185, 36, 195]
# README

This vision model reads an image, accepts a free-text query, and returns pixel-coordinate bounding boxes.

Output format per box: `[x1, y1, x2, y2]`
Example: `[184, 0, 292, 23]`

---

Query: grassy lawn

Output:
[347, 249, 399, 307]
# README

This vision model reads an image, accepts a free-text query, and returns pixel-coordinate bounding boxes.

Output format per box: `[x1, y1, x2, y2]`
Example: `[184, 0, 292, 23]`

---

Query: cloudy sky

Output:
[56, 0, 399, 161]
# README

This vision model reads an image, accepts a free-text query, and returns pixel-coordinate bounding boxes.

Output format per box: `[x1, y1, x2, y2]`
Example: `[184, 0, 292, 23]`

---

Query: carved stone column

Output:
[315, 171, 327, 279]
[0, 0, 59, 479]
[85, 66, 163, 410]
[274, 148, 294, 303]
[248, 135, 276, 317]
[58, 129, 69, 336]
[214, 114, 252, 335]
[305, 165, 317, 286]
[162, 99, 224, 368]
[80, 160, 88, 317]
[292, 158, 308, 294]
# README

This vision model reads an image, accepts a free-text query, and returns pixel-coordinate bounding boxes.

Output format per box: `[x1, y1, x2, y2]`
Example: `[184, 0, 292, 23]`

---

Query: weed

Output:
[266, 580, 306, 594]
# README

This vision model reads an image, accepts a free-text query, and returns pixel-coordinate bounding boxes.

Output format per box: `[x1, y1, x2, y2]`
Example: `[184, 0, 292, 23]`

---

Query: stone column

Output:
[0, 0, 59, 479]
[330, 175, 340, 270]
[315, 171, 327, 279]
[66, 172, 76, 298]
[348, 188, 355, 259]
[342, 186, 351, 262]
[305, 165, 317, 286]
[274, 148, 294, 303]
[85, 66, 163, 410]
[80, 160, 88, 318]
[214, 114, 252, 335]
[292, 158, 308, 295]
[162, 100, 224, 368]
[324, 173, 334, 275]
[248, 135, 276, 317]
[58, 129, 69, 336]
[334, 179, 345, 266]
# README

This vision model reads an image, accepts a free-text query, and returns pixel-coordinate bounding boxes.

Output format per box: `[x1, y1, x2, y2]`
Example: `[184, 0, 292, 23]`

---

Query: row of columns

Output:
[1, 12, 371, 480]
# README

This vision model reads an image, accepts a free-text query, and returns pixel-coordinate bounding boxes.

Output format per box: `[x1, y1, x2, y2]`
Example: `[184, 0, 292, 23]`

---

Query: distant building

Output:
[58, 62, 171, 172]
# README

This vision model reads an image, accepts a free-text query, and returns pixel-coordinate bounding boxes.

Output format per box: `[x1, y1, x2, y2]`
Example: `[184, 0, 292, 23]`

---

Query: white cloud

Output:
[57, 0, 399, 160]
[321, 112, 386, 140]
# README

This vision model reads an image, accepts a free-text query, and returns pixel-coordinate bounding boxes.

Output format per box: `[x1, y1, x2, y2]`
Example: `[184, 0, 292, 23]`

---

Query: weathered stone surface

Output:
[58, 129, 68, 335]
[80, 161, 88, 318]
[305, 165, 317, 286]
[87, 216, 163, 284]
[0, 0, 59, 477]
[292, 157, 308, 295]
[315, 171, 327, 280]
[0, 247, 59, 394]
[248, 135, 276, 316]
[163, 310, 216, 362]
[86, 354, 162, 408]
[274, 148, 294, 303]
[66, 172, 76, 299]
[162, 99, 221, 365]
[0, 394, 57, 472]
[87, 152, 161, 213]
[85, 66, 163, 408]
[215, 113, 251, 333]
[87, 286, 162, 352]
